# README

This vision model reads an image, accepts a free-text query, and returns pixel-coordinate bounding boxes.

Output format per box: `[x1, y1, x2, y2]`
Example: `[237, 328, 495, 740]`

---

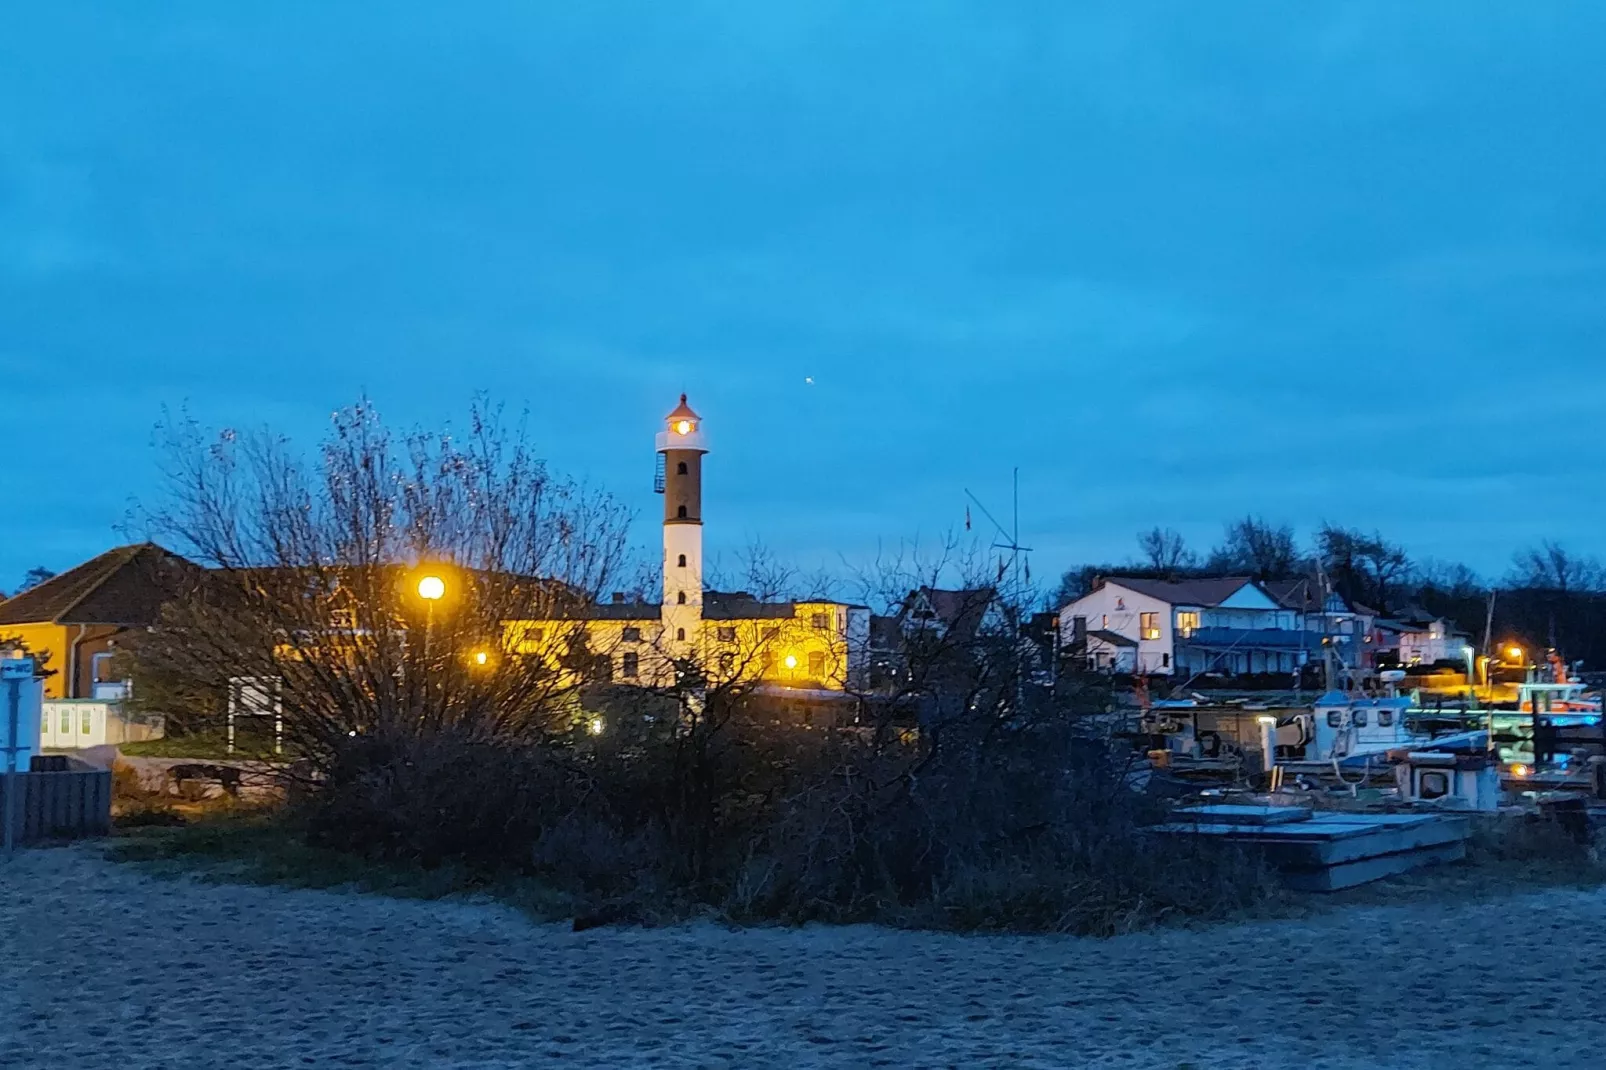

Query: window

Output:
[1162, 653, 1170, 668]
[621, 652, 639, 678]
[718, 627, 736, 642]
[1418, 771, 1451, 800]
[811, 612, 829, 630]
[676, 628, 686, 641]
[82, 710, 92, 735]
[808, 651, 825, 676]
[1140, 612, 1160, 640]
[1326, 711, 1342, 728]
[677, 554, 687, 567]
[1377, 709, 1394, 727]
[763, 627, 780, 641]
[677, 505, 688, 519]
[1176, 611, 1200, 638]
[1354, 710, 1369, 727]
[621, 626, 641, 642]
[593, 655, 613, 682]
[677, 591, 687, 605]
[1101, 614, 1109, 628]
[676, 462, 688, 475]
[521, 625, 545, 644]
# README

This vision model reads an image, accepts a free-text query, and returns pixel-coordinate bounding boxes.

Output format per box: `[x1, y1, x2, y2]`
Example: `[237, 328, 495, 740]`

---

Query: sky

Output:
[4, 2, 1606, 594]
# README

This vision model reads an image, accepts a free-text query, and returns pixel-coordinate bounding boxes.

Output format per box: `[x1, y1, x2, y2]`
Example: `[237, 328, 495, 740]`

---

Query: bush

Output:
[292, 714, 1277, 935]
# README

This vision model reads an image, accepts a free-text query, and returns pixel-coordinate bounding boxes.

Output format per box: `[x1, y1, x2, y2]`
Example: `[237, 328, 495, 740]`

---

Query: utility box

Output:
[1395, 751, 1501, 811]
[2, 657, 44, 772]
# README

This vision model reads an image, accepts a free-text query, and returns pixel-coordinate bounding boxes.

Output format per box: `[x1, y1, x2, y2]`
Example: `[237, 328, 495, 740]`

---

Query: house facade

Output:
[0, 543, 194, 700]
[1060, 577, 1312, 677]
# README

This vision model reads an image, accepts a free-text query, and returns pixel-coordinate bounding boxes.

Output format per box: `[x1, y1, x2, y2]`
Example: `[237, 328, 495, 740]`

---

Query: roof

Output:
[704, 592, 796, 620]
[1098, 576, 1254, 608]
[0, 544, 195, 627]
[555, 602, 662, 621]
[1087, 628, 1139, 648]
[666, 393, 701, 422]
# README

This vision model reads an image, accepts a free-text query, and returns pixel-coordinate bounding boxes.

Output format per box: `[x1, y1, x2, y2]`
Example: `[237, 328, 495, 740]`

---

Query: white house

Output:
[1060, 577, 1310, 677]
[1390, 609, 1472, 667]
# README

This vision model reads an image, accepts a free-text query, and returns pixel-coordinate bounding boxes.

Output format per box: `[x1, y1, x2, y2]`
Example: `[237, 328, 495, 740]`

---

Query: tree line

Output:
[1055, 517, 1606, 667]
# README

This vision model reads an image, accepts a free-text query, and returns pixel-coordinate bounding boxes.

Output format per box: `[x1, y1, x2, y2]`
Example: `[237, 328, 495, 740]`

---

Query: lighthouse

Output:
[657, 394, 707, 651]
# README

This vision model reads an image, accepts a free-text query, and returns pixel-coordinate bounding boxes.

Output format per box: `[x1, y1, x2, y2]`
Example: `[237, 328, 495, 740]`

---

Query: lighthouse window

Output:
[678, 554, 687, 567]
[677, 591, 687, 605]
[676, 462, 688, 475]
[677, 505, 688, 519]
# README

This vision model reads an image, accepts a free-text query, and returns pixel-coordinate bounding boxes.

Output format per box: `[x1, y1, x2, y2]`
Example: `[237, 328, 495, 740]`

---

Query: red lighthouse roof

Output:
[666, 394, 701, 422]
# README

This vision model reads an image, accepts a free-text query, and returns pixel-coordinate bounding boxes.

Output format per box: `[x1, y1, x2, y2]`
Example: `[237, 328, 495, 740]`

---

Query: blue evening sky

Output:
[4, 2, 1605, 592]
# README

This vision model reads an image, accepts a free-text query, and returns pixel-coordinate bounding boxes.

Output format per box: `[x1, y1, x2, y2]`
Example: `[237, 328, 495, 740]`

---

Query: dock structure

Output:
[1154, 804, 1469, 892]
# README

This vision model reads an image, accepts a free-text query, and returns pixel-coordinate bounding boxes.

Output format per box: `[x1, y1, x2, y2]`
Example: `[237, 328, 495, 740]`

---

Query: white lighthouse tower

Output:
[657, 394, 707, 652]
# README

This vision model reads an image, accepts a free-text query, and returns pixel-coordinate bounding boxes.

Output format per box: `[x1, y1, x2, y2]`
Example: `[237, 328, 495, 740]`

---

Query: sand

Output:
[2, 846, 1603, 1069]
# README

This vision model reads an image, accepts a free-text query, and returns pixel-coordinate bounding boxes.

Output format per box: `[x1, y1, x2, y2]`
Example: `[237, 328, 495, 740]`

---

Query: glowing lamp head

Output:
[1511, 763, 1531, 778]
[1506, 646, 1524, 662]
[675, 419, 693, 435]
[587, 716, 605, 736]
[417, 575, 446, 601]
[783, 654, 798, 670]
[474, 651, 489, 666]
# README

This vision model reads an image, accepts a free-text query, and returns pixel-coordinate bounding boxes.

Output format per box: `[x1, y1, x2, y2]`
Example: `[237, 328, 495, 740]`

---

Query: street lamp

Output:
[417, 574, 445, 671]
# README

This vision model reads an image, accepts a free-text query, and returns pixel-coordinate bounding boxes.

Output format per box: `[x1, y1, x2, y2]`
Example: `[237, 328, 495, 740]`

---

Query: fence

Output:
[2, 770, 113, 848]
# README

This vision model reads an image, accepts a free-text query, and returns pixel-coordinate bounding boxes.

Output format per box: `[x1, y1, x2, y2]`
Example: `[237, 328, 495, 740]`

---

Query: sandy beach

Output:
[2, 845, 1602, 1069]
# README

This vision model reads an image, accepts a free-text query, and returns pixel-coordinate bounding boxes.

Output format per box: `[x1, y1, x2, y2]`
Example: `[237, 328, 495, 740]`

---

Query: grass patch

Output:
[119, 731, 285, 760]
[107, 811, 577, 919]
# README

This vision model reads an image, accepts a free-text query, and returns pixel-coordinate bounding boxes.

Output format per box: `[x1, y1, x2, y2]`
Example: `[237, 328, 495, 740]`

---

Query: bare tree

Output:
[1136, 527, 1195, 571]
[1511, 540, 1604, 593]
[129, 398, 634, 765]
[1207, 516, 1300, 580]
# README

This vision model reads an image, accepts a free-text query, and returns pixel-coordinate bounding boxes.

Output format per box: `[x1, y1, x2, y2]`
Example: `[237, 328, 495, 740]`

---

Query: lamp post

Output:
[417, 574, 445, 676]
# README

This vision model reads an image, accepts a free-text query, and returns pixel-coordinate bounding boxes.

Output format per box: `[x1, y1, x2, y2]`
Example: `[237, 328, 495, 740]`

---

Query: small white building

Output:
[1392, 611, 1472, 667]
[1060, 576, 1308, 676]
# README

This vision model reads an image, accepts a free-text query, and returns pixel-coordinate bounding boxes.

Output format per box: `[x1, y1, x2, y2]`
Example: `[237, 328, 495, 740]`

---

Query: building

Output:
[1263, 578, 1376, 671]
[1387, 607, 1472, 667]
[502, 396, 871, 714]
[0, 543, 194, 700]
[1059, 576, 1311, 677]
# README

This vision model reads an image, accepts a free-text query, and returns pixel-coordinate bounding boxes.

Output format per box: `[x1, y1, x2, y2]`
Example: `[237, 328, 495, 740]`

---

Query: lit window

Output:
[1140, 612, 1160, 640]
[811, 613, 829, 630]
[82, 710, 92, 735]
[808, 651, 825, 676]
[1176, 611, 1200, 638]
